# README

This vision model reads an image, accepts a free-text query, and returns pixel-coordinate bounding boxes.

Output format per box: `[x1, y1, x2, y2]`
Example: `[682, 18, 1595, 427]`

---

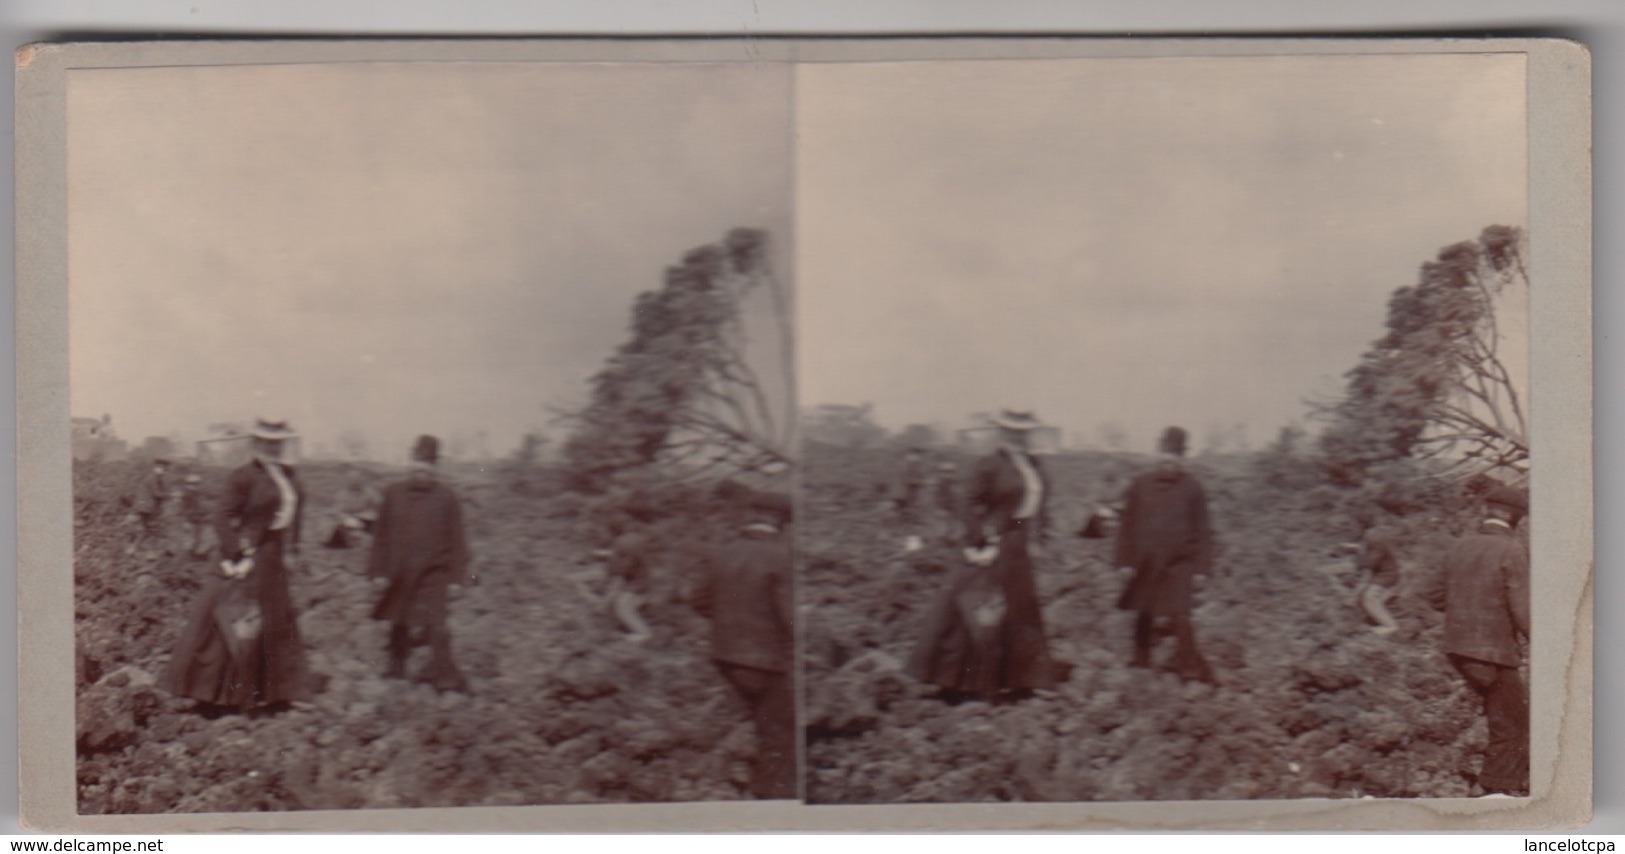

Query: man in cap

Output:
[895, 447, 929, 551]
[178, 472, 211, 558]
[933, 459, 961, 544]
[368, 435, 477, 693]
[1443, 483, 1530, 797]
[1114, 426, 1217, 684]
[691, 489, 796, 799]
[125, 456, 173, 556]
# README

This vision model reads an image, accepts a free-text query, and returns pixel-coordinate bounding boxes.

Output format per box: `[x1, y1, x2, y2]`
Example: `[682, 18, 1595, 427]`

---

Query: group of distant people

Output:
[120, 417, 797, 800]
[892, 408, 1530, 798]
[123, 457, 210, 559]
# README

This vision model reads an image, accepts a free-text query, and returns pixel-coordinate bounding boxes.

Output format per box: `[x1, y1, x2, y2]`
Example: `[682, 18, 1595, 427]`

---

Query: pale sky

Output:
[68, 55, 1529, 460]
[68, 62, 793, 461]
[796, 54, 1528, 452]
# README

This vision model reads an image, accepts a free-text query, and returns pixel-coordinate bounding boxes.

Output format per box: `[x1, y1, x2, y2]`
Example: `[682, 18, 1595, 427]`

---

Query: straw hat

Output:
[249, 418, 298, 441]
[988, 409, 1045, 431]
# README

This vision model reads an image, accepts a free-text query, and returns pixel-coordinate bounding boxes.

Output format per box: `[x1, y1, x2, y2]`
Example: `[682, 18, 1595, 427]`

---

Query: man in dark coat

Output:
[368, 435, 476, 692]
[179, 472, 211, 558]
[1115, 426, 1216, 683]
[125, 457, 172, 556]
[691, 490, 796, 800]
[1444, 483, 1530, 797]
[888, 448, 929, 553]
[933, 460, 962, 544]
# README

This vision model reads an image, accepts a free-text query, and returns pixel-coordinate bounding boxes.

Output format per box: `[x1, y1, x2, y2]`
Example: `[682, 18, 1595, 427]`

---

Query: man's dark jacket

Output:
[1115, 466, 1213, 617]
[368, 477, 472, 627]
[1444, 521, 1530, 667]
[694, 526, 793, 673]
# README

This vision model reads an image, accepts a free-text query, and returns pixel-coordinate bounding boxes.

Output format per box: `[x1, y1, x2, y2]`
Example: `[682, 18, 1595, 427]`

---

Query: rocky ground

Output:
[75, 459, 761, 814]
[802, 443, 1494, 804]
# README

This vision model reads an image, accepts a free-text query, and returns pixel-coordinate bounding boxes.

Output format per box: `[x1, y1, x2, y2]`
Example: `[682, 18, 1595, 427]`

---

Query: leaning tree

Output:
[561, 228, 794, 490]
[1319, 225, 1529, 484]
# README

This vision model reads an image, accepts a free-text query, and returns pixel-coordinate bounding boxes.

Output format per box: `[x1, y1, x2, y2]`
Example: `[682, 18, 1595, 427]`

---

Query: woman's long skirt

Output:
[159, 533, 313, 708]
[904, 526, 1059, 695]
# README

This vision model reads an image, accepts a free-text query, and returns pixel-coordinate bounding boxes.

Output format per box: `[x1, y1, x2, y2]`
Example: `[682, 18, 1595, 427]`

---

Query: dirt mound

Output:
[803, 445, 1487, 803]
[75, 460, 757, 814]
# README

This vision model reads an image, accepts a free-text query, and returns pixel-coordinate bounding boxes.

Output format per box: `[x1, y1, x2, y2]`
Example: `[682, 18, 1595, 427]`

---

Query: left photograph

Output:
[68, 61, 797, 812]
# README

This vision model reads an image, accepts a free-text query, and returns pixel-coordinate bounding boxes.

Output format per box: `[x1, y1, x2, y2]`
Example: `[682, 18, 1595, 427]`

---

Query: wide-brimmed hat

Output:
[988, 409, 1046, 431]
[249, 418, 298, 441]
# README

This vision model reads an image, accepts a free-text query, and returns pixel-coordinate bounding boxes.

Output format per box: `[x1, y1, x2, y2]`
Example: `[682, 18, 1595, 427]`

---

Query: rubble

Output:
[803, 445, 1487, 803]
[75, 459, 756, 813]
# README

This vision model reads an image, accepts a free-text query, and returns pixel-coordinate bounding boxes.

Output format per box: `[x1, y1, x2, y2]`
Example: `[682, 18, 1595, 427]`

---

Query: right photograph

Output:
[797, 55, 1531, 803]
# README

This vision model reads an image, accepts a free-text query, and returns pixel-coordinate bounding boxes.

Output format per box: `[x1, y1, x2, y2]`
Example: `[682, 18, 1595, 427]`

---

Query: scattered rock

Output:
[804, 445, 1485, 803]
[75, 459, 759, 813]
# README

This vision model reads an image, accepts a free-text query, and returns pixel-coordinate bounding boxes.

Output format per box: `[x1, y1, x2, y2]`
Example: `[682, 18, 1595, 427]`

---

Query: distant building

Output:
[71, 415, 126, 462]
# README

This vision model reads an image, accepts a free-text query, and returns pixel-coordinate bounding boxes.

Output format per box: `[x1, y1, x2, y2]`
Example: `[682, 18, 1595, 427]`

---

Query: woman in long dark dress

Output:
[905, 410, 1062, 701]
[160, 419, 314, 713]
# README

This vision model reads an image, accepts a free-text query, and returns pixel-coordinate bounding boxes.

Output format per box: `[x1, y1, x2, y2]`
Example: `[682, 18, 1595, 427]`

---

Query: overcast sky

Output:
[796, 54, 1528, 452]
[68, 61, 792, 461]
[68, 54, 1528, 460]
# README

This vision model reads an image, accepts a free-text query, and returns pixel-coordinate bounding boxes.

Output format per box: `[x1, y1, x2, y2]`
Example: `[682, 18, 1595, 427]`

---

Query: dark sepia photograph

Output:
[798, 54, 1532, 804]
[16, 36, 1589, 832]
[68, 59, 797, 813]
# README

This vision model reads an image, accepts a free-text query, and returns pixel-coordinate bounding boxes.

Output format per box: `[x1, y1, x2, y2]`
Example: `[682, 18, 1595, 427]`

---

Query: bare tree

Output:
[562, 228, 794, 489]
[1320, 225, 1528, 483]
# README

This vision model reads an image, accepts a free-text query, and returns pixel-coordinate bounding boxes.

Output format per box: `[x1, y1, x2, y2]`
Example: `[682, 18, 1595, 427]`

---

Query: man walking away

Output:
[1444, 483, 1530, 797]
[369, 435, 477, 693]
[692, 490, 796, 800]
[1115, 426, 1217, 684]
